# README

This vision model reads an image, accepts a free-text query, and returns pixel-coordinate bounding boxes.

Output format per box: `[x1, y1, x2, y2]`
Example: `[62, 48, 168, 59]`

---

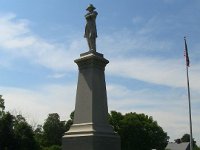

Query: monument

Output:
[62, 4, 121, 150]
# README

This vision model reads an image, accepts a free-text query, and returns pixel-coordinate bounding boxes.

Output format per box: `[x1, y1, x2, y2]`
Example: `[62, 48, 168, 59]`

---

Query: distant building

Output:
[165, 142, 190, 150]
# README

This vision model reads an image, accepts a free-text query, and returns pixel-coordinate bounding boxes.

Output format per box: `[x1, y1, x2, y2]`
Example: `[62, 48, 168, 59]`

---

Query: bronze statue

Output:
[84, 4, 98, 51]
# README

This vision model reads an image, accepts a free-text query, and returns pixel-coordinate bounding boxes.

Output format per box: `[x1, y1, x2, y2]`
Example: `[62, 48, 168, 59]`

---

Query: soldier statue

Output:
[84, 4, 98, 51]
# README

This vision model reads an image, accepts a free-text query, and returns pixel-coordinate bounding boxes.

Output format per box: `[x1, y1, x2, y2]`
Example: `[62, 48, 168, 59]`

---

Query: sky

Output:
[0, 0, 200, 145]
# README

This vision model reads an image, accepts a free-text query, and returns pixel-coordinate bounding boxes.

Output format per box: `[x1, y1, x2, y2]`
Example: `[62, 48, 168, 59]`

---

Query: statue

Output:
[84, 4, 98, 51]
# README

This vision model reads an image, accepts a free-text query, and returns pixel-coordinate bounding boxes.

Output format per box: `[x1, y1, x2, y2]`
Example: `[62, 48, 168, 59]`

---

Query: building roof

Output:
[166, 142, 189, 150]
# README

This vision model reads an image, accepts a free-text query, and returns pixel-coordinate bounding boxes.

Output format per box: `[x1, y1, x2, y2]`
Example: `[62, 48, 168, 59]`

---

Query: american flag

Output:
[184, 37, 190, 67]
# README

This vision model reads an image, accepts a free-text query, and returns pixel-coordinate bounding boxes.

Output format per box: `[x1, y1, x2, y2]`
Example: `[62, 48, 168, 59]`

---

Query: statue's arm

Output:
[85, 11, 98, 19]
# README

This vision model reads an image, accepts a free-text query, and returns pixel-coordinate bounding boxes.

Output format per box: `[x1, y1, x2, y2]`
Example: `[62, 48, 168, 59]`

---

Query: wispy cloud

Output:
[1, 13, 199, 89]
[99, 29, 173, 56]
[47, 73, 67, 79]
[1, 84, 76, 124]
[0, 13, 86, 73]
[107, 57, 200, 90]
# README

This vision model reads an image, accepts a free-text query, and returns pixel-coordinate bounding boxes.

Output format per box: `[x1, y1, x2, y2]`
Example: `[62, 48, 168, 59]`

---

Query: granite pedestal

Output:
[62, 51, 121, 150]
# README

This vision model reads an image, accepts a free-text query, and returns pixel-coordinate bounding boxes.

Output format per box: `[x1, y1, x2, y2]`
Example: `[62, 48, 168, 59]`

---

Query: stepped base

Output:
[62, 123, 120, 150]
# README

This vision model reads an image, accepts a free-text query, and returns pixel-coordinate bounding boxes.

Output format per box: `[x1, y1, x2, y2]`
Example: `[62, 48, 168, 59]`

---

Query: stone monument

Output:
[62, 4, 121, 150]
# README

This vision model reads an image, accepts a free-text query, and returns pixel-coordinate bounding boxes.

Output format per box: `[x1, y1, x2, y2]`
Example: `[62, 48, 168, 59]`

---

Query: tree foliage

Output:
[65, 111, 74, 131]
[0, 95, 16, 149]
[42, 145, 61, 150]
[181, 133, 191, 142]
[42, 113, 66, 147]
[109, 111, 169, 150]
[14, 114, 39, 150]
[0, 112, 16, 149]
[0, 96, 39, 150]
[176, 133, 200, 150]
[0, 95, 5, 116]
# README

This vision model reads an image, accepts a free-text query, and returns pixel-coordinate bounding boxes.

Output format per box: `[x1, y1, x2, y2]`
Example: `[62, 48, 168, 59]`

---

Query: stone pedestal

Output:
[62, 51, 121, 150]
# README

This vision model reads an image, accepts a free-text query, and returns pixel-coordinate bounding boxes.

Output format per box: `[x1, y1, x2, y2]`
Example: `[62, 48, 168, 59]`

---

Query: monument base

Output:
[62, 123, 120, 150]
[62, 133, 120, 150]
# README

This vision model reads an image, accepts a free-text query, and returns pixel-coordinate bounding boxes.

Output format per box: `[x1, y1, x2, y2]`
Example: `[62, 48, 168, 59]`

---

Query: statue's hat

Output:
[86, 4, 96, 11]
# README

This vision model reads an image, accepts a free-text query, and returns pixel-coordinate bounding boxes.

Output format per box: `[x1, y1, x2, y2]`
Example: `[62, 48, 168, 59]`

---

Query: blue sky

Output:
[0, 0, 200, 145]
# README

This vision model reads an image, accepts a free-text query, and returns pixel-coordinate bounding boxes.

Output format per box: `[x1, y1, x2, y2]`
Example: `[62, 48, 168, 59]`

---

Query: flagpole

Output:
[184, 37, 193, 150]
[186, 65, 193, 150]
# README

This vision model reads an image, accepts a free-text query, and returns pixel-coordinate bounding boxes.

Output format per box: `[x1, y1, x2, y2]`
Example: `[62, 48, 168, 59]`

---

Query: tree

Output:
[65, 111, 74, 131]
[0, 96, 40, 149]
[13, 114, 40, 150]
[108, 111, 123, 132]
[194, 146, 200, 150]
[43, 145, 61, 150]
[42, 113, 66, 147]
[109, 111, 169, 150]
[178, 133, 200, 150]
[0, 96, 16, 149]
[0, 112, 16, 149]
[34, 124, 44, 148]
[181, 133, 191, 143]
[0, 95, 5, 116]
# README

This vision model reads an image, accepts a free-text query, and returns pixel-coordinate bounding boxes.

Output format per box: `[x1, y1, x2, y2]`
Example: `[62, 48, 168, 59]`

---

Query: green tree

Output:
[0, 96, 40, 149]
[0, 112, 16, 149]
[0, 95, 5, 117]
[108, 111, 123, 132]
[181, 133, 191, 142]
[179, 133, 199, 150]
[65, 111, 74, 131]
[43, 145, 61, 150]
[42, 113, 66, 147]
[194, 146, 200, 150]
[109, 111, 169, 150]
[0, 95, 16, 149]
[34, 124, 44, 148]
[0, 95, 5, 108]
[13, 114, 40, 150]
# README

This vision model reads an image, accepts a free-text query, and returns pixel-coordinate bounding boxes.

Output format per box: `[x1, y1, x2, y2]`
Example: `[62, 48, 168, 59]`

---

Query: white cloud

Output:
[99, 29, 172, 56]
[1, 84, 76, 124]
[1, 13, 199, 90]
[47, 73, 67, 79]
[107, 84, 200, 145]
[108, 57, 193, 89]
[0, 13, 86, 73]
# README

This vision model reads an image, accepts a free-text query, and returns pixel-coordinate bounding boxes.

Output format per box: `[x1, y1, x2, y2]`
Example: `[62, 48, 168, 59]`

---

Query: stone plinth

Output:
[62, 51, 121, 150]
